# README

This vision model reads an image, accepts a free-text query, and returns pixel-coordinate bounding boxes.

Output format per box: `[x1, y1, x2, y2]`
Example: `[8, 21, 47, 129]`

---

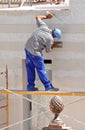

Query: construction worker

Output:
[25, 12, 61, 91]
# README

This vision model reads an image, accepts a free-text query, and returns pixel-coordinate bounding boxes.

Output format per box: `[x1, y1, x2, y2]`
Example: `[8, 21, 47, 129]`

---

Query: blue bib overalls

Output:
[25, 48, 52, 91]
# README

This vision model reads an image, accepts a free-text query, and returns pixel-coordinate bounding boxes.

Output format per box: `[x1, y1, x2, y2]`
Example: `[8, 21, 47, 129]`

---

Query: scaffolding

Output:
[0, 65, 85, 130]
[0, 66, 9, 130]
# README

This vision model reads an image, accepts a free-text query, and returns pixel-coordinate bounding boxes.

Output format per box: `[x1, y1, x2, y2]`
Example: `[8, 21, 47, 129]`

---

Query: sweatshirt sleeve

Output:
[36, 18, 47, 27]
[45, 37, 54, 53]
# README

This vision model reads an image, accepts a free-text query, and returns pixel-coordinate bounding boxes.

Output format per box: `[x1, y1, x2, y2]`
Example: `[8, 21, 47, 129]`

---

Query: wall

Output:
[0, 0, 85, 129]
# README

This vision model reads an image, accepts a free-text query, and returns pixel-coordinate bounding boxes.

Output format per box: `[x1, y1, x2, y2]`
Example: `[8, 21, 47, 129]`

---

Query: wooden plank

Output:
[0, 90, 85, 96]
[0, 123, 6, 126]
[0, 105, 6, 109]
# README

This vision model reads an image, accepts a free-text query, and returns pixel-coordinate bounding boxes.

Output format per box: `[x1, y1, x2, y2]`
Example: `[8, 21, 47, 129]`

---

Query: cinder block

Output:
[53, 41, 63, 48]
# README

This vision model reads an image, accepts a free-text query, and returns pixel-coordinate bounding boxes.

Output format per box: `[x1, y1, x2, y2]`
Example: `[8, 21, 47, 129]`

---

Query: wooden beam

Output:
[0, 90, 85, 96]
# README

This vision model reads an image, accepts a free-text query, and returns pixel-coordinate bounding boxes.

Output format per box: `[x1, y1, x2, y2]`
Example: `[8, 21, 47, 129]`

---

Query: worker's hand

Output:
[51, 43, 57, 49]
[46, 11, 53, 19]
[51, 44, 54, 49]
[36, 11, 53, 20]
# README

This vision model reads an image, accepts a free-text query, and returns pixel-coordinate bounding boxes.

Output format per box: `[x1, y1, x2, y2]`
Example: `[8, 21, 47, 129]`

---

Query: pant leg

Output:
[25, 49, 35, 89]
[32, 55, 52, 90]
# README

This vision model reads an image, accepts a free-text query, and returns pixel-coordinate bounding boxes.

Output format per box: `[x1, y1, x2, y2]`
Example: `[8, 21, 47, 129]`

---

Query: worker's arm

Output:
[36, 12, 53, 27]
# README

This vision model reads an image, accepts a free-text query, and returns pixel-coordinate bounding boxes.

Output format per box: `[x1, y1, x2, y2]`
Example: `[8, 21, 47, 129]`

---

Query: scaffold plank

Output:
[0, 90, 85, 96]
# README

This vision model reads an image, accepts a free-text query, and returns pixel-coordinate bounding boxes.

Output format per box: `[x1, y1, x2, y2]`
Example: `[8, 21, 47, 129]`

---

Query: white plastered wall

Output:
[0, 0, 85, 129]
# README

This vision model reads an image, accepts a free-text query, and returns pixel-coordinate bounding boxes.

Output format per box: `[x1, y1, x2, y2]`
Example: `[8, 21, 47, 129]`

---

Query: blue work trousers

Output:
[25, 48, 52, 90]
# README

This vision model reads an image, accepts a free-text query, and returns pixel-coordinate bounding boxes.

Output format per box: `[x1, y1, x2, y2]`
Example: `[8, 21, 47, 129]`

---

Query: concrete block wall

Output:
[0, 0, 85, 130]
